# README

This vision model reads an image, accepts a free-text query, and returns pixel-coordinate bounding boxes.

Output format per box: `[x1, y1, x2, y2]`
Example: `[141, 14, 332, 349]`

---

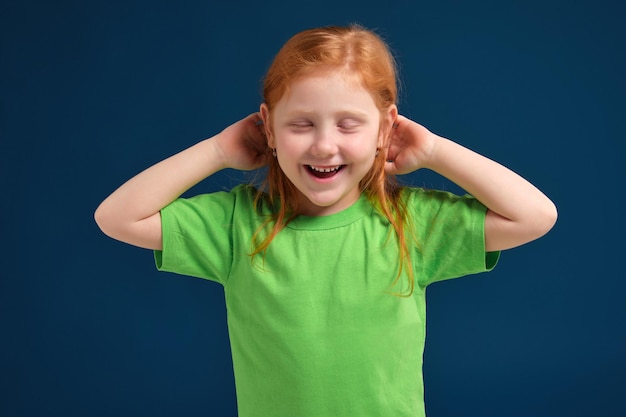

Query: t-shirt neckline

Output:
[286, 194, 372, 230]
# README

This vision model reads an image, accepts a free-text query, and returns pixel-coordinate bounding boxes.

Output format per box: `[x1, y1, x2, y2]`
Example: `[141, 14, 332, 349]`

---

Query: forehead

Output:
[276, 70, 378, 115]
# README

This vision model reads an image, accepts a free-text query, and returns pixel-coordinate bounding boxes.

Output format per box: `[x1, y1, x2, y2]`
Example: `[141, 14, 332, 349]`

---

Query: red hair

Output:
[252, 25, 415, 296]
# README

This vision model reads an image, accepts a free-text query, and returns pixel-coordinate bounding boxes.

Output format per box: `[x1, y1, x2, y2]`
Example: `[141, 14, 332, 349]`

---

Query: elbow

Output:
[486, 198, 558, 252]
[94, 203, 111, 236]
[532, 199, 558, 240]
[94, 202, 162, 250]
[94, 201, 120, 240]
[547, 201, 558, 229]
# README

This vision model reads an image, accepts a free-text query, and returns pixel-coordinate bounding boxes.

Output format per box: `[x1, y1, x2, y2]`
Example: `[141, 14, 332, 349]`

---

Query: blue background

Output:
[2, 0, 624, 416]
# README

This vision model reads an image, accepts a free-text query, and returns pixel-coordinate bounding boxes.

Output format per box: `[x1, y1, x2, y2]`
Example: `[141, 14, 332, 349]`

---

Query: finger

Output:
[385, 144, 398, 162]
[249, 114, 267, 138]
[386, 133, 403, 161]
[394, 114, 408, 126]
[384, 159, 400, 175]
[252, 112, 264, 126]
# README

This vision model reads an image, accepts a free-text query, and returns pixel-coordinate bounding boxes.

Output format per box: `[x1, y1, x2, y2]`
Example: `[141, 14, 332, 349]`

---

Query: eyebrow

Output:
[285, 109, 371, 119]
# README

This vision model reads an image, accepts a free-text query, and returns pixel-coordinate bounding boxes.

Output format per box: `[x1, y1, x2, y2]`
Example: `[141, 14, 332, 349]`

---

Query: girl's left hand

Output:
[385, 115, 438, 175]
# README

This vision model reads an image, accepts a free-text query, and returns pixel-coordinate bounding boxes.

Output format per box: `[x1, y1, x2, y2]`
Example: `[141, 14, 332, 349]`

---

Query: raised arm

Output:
[94, 113, 268, 250]
[386, 115, 557, 252]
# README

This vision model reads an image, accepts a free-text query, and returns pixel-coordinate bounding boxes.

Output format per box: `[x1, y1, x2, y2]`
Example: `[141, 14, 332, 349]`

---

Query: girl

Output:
[95, 25, 557, 417]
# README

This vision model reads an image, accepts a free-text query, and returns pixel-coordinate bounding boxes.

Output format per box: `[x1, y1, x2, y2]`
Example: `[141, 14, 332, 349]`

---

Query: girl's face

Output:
[262, 71, 396, 216]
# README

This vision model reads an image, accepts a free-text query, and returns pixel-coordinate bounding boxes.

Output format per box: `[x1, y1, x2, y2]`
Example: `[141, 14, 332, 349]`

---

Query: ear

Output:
[259, 103, 275, 148]
[378, 104, 398, 148]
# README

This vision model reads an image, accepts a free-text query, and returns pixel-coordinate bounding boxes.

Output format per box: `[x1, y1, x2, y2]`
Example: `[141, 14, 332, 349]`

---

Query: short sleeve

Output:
[154, 190, 237, 285]
[406, 188, 500, 288]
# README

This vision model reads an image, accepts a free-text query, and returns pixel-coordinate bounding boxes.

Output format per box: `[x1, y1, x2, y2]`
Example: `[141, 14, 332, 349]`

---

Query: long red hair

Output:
[252, 25, 415, 296]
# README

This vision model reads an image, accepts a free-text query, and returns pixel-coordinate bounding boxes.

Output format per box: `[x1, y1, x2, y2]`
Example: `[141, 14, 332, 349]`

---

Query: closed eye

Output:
[289, 121, 313, 130]
[338, 119, 361, 132]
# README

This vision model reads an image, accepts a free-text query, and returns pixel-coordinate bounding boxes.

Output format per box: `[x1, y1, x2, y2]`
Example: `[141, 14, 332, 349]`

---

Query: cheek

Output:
[275, 133, 301, 154]
[351, 133, 379, 157]
[274, 134, 308, 171]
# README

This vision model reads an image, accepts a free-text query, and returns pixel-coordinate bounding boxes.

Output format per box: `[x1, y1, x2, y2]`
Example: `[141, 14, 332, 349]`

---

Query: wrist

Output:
[420, 133, 444, 170]
[204, 136, 230, 171]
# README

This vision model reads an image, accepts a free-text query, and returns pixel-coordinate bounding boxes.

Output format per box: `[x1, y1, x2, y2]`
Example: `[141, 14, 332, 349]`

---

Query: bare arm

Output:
[386, 115, 557, 252]
[94, 113, 268, 250]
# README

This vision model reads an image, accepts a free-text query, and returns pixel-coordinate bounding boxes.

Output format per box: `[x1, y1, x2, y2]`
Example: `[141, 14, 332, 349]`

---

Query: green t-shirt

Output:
[155, 185, 499, 417]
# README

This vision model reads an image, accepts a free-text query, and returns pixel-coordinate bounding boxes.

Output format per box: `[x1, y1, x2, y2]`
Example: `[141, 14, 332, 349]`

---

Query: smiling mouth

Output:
[307, 165, 345, 179]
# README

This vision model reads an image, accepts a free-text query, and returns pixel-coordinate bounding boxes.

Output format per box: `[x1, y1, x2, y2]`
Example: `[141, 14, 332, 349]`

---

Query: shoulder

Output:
[162, 185, 262, 223]
[401, 186, 478, 207]
[172, 184, 257, 206]
[400, 186, 487, 225]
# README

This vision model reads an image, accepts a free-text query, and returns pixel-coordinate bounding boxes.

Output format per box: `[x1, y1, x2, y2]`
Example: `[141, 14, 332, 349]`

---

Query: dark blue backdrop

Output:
[2, 0, 624, 416]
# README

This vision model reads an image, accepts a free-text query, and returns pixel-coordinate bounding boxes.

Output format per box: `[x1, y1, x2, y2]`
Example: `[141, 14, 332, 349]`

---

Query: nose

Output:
[310, 126, 339, 158]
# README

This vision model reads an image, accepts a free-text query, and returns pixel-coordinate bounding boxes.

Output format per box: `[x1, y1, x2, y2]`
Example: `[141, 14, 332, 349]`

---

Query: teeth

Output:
[309, 165, 341, 173]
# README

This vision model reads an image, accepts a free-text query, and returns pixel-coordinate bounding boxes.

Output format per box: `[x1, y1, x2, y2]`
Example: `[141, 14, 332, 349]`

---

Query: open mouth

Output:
[307, 165, 345, 179]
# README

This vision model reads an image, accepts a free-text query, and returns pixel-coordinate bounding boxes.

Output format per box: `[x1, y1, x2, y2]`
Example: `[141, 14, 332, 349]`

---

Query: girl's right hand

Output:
[213, 112, 270, 171]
